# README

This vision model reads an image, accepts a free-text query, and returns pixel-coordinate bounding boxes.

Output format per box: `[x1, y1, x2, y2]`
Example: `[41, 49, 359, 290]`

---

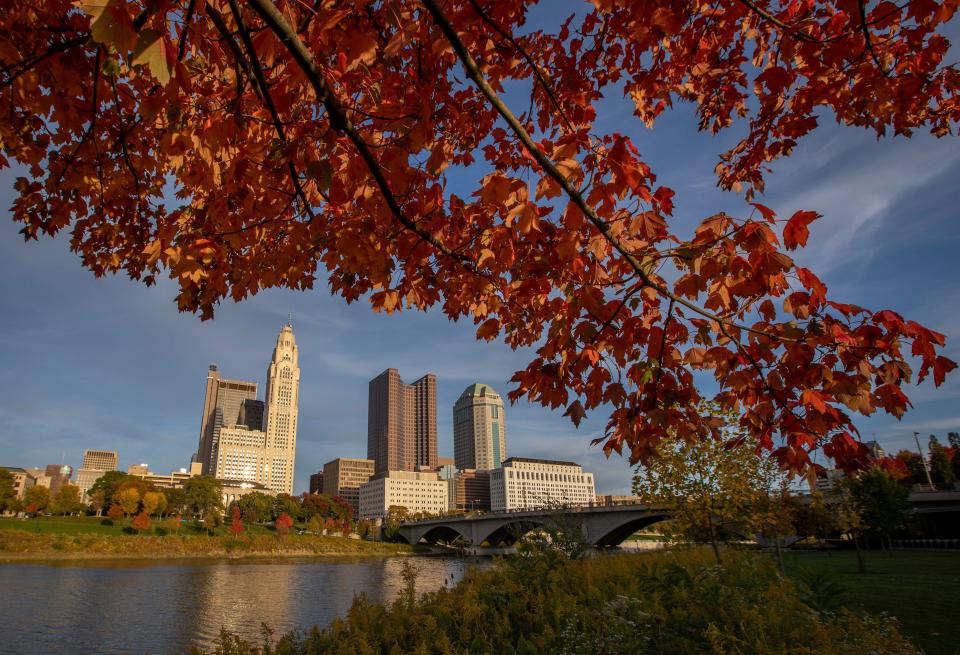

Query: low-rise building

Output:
[127, 464, 152, 476]
[24, 468, 52, 490]
[595, 494, 642, 506]
[490, 457, 595, 512]
[322, 457, 375, 515]
[452, 469, 491, 511]
[1, 467, 36, 501]
[359, 470, 449, 519]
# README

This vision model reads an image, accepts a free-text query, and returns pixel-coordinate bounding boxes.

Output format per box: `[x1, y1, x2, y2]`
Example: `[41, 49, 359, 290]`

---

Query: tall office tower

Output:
[453, 383, 507, 470]
[75, 449, 119, 503]
[194, 364, 261, 475]
[410, 374, 438, 470]
[262, 323, 300, 494]
[367, 368, 437, 473]
[207, 323, 300, 494]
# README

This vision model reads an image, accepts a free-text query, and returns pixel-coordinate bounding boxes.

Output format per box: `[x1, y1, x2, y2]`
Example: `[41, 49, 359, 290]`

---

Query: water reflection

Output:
[0, 556, 489, 654]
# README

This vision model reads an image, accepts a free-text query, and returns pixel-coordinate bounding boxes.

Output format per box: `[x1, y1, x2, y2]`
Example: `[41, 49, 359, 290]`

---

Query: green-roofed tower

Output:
[453, 383, 507, 470]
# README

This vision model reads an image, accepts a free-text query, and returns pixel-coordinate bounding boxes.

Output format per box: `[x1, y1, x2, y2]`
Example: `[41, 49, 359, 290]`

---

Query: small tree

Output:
[229, 506, 245, 536]
[118, 487, 141, 517]
[275, 512, 294, 537]
[306, 514, 323, 534]
[89, 490, 106, 517]
[168, 513, 182, 534]
[24, 485, 50, 515]
[0, 469, 17, 513]
[107, 503, 124, 521]
[142, 491, 167, 517]
[849, 467, 910, 553]
[51, 485, 84, 516]
[928, 436, 956, 490]
[633, 404, 765, 565]
[131, 511, 151, 534]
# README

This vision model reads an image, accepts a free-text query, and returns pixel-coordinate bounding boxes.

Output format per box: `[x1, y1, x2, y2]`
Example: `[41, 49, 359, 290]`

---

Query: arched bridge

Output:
[396, 503, 671, 547]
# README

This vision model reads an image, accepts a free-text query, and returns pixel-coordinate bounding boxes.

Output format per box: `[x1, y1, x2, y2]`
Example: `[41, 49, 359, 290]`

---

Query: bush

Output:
[100, 519, 114, 526]
[192, 549, 920, 655]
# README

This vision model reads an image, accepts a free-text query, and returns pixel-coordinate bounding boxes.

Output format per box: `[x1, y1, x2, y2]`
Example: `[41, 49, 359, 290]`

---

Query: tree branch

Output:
[420, 0, 797, 342]
[245, 0, 471, 268]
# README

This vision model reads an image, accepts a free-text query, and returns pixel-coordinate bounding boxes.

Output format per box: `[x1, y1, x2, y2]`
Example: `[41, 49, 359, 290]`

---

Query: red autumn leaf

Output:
[783, 210, 819, 250]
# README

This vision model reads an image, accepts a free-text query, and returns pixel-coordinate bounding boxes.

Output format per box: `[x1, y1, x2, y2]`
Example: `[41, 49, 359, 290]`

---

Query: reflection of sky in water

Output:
[0, 557, 490, 654]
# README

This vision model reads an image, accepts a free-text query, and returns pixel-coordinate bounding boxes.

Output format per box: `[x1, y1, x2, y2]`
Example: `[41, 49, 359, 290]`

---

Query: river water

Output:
[0, 556, 488, 654]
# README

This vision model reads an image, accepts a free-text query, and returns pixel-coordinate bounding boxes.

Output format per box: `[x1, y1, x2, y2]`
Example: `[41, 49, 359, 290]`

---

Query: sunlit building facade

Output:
[489, 457, 595, 512]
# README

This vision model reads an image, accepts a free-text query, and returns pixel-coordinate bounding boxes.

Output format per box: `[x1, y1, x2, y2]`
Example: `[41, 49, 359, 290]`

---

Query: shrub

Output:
[192, 549, 920, 655]
[100, 519, 114, 526]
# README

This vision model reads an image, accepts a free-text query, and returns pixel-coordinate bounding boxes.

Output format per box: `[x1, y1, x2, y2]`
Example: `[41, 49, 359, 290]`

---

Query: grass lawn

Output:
[0, 515, 125, 535]
[784, 549, 960, 655]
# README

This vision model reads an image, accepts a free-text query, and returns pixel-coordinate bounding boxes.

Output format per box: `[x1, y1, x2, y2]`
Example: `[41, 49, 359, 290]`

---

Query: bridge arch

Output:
[418, 524, 471, 545]
[477, 517, 558, 546]
[590, 513, 672, 547]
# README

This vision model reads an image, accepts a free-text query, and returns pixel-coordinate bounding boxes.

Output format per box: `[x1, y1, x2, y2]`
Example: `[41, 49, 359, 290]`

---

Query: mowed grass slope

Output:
[785, 550, 960, 655]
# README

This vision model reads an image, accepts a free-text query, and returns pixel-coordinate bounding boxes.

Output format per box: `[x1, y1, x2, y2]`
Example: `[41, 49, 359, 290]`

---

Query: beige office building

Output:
[195, 365, 262, 475]
[24, 468, 52, 490]
[322, 457, 374, 514]
[209, 323, 300, 494]
[358, 470, 448, 519]
[367, 368, 437, 473]
[490, 457, 596, 511]
[127, 464, 152, 476]
[453, 383, 507, 471]
[76, 449, 119, 503]
[0, 467, 36, 501]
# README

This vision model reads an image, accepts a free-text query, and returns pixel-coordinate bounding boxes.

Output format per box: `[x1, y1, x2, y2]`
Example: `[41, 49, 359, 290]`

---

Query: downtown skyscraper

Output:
[195, 323, 300, 494]
[367, 368, 437, 472]
[453, 383, 507, 471]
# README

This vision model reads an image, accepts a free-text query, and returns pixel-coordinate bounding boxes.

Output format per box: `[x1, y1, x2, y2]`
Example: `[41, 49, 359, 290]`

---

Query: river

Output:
[0, 556, 489, 654]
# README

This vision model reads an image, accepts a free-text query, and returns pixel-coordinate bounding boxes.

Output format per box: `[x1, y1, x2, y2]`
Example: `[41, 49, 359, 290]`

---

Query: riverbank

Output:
[0, 528, 419, 561]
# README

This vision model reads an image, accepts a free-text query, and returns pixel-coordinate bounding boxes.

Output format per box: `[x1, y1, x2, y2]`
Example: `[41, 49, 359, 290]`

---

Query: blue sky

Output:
[1, 9, 958, 494]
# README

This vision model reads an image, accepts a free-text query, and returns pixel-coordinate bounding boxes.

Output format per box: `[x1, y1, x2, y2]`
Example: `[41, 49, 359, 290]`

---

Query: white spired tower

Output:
[263, 322, 300, 494]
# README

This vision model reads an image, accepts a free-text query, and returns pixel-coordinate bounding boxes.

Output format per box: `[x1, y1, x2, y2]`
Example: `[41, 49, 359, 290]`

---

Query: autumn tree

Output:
[2, 0, 957, 474]
[142, 490, 168, 517]
[24, 485, 51, 515]
[118, 487, 141, 517]
[274, 512, 294, 537]
[50, 485, 84, 516]
[229, 505, 245, 536]
[131, 511, 151, 534]
[107, 503, 125, 521]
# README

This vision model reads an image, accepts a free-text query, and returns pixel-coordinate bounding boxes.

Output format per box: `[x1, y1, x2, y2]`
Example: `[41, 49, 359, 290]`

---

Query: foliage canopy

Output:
[3, 0, 958, 472]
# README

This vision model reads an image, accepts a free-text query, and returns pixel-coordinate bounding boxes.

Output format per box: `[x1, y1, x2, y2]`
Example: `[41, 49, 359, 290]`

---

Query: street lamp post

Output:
[913, 432, 935, 489]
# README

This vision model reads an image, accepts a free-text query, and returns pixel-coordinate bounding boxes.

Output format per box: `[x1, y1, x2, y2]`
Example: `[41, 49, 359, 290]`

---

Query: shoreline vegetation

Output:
[195, 548, 930, 655]
[0, 517, 419, 561]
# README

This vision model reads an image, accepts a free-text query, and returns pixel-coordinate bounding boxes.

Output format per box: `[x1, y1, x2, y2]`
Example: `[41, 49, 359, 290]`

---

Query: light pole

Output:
[914, 431, 935, 489]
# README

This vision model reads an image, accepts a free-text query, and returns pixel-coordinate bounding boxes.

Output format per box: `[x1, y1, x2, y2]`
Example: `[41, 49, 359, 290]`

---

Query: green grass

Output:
[0, 516, 292, 537]
[0, 516, 126, 535]
[784, 550, 960, 655]
[0, 516, 415, 559]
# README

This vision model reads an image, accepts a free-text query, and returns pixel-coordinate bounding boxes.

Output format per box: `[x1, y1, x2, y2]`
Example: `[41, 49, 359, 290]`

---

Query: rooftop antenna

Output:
[287, 312, 292, 327]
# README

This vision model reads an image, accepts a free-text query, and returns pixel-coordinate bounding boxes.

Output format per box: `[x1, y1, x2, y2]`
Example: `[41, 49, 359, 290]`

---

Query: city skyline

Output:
[1, 121, 958, 495]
